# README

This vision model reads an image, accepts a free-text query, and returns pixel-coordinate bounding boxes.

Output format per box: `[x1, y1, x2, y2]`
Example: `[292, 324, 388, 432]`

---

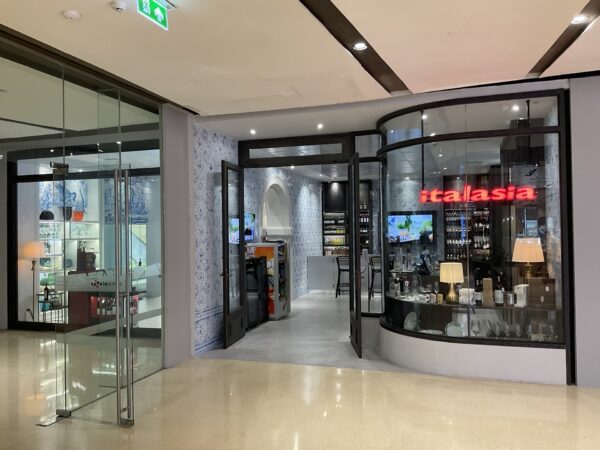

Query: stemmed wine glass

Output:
[433, 281, 440, 303]
[471, 319, 480, 338]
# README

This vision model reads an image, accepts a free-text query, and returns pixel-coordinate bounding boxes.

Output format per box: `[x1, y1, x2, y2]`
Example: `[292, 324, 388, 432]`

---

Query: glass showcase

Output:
[378, 93, 567, 346]
[0, 35, 163, 425]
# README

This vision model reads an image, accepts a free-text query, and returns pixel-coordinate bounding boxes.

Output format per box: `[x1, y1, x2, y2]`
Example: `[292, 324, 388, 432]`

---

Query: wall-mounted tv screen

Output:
[388, 212, 435, 244]
[228, 218, 240, 245]
[244, 212, 255, 241]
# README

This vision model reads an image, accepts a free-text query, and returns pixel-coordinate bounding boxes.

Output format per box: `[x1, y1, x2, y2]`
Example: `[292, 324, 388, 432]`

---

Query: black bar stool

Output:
[335, 256, 350, 298]
[368, 256, 381, 304]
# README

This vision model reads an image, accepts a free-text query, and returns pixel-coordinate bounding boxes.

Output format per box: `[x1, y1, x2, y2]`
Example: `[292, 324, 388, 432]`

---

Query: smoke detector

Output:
[111, 1, 128, 13]
[61, 10, 81, 21]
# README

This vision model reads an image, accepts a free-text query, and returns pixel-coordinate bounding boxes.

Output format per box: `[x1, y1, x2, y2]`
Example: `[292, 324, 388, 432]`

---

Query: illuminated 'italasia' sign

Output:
[419, 185, 537, 203]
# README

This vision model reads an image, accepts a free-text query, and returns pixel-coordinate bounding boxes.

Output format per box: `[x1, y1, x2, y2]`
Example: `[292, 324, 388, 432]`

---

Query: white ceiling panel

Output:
[0, 0, 388, 115]
[332, 0, 587, 93]
[543, 18, 600, 77]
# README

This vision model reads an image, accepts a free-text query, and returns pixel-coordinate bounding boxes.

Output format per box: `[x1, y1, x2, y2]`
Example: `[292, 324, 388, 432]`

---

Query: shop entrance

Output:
[217, 139, 387, 366]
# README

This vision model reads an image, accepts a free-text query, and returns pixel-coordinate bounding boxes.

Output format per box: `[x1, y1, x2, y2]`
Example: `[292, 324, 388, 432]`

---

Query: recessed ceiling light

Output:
[50, 149, 55, 153]
[62, 10, 81, 21]
[390, 130, 395, 134]
[438, 153, 443, 157]
[250, 129, 256, 135]
[352, 42, 368, 51]
[511, 104, 520, 112]
[572, 14, 589, 25]
[78, 169, 83, 173]
[116, 141, 121, 144]
[422, 114, 428, 120]
[443, 167, 447, 170]
[317, 123, 324, 130]
[291, 165, 295, 170]
[430, 132, 436, 137]
[319, 174, 323, 177]
[405, 177, 410, 180]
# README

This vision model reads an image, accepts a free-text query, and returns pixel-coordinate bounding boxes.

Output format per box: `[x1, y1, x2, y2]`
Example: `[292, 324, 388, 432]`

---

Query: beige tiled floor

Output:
[3, 330, 600, 449]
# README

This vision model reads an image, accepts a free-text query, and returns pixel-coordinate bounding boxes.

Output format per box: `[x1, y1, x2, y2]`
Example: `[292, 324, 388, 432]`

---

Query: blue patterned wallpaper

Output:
[192, 124, 237, 353]
[244, 168, 323, 299]
[192, 127, 324, 353]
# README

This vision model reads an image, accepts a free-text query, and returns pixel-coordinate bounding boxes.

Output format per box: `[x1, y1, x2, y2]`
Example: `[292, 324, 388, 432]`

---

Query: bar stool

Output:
[368, 256, 381, 304]
[335, 256, 350, 298]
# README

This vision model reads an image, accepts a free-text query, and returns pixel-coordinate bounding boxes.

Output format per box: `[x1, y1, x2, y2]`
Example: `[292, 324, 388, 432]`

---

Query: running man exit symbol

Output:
[137, 0, 169, 30]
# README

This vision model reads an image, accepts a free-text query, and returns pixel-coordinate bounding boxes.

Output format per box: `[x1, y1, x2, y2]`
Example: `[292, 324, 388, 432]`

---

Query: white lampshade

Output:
[22, 241, 45, 259]
[440, 262, 464, 284]
[512, 238, 544, 263]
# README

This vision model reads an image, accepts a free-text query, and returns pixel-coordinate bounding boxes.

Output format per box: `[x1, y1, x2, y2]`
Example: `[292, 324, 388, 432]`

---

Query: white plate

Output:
[404, 312, 417, 331]
[445, 322, 464, 337]
[420, 329, 443, 336]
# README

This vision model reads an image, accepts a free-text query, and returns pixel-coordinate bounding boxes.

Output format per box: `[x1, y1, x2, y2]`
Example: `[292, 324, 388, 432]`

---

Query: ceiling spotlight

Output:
[390, 130, 395, 134]
[430, 132, 436, 137]
[291, 165, 295, 170]
[422, 114, 428, 120]
[405, 177, 410, 180]
[438, 153, 443, 157]
[250, 129, 256, 135]
[443, 167, 447, 170]
[50, 149, 55, 153]
[352, 42, 368, 51]
[317, 123, 324, 130]
[572, 14, 589, 25]
[62, 10, 81, 20]
[511, 104, 520, 112]
[78, 169, 83, 173]
[116, 141, 121, 144]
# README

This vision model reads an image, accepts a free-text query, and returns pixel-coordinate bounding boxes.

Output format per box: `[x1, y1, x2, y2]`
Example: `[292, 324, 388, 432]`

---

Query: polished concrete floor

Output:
[202, 291, 400, 372]
[3, 338, 600, 449]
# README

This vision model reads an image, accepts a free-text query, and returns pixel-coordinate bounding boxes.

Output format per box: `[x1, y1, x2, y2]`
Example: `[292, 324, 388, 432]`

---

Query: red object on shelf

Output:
[89, 296, 98, 315]
[72, 210, 84, 221]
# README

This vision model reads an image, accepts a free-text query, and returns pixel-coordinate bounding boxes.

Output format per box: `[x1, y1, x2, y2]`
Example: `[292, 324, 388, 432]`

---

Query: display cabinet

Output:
[377, 91, 571, 362]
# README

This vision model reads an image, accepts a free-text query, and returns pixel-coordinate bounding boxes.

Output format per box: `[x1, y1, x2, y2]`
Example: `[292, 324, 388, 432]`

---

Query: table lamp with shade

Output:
[440, 262, 464, 304]
[512, 237, 544, 281]
[22, 241, 45, 321]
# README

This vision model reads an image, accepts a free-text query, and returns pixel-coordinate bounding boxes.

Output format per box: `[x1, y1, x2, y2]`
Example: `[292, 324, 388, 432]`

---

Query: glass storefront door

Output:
[51, 164, 134, 425]
[1, 37, 164, 426]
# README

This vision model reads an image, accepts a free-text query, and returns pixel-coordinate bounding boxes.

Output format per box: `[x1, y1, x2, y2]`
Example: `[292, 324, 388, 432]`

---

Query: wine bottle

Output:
[494, 273, 505, 306]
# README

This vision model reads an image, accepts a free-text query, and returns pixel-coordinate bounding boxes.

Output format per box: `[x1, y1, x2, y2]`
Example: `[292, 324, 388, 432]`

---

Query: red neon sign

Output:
[419, 185, 537, 203]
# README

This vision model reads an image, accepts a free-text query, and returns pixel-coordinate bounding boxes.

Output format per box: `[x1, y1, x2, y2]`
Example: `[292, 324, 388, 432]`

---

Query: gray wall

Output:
[162, 104, 194, 367]
[191, 124, 238, 353]
[570, 77, 600, 387]
[244, 167, 323, 299]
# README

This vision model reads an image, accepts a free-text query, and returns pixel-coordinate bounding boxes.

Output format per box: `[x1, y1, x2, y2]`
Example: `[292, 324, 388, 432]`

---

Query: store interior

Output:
[222, 93, 568, 380]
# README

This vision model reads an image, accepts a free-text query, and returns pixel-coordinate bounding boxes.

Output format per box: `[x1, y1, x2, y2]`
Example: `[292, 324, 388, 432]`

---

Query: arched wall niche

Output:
[260, 176, 292, 238]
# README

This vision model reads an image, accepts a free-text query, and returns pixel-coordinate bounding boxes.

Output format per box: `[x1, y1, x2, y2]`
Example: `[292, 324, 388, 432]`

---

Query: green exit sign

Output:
[137, 0, 169, 30]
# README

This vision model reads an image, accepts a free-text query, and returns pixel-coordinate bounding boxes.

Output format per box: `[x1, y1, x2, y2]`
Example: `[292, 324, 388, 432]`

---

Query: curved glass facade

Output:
[378, 93, 567, 346]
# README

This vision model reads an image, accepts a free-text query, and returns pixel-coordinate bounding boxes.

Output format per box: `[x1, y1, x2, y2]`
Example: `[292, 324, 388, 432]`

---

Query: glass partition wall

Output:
[378, 92, 570, 351]
[0, 37, 163, 425]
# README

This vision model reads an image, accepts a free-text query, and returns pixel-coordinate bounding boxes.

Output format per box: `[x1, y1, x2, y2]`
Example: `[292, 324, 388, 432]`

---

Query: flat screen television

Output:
[244, 212, 255, 241]
[228, 218, 240, 245]
[388, 212, 435, 244]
